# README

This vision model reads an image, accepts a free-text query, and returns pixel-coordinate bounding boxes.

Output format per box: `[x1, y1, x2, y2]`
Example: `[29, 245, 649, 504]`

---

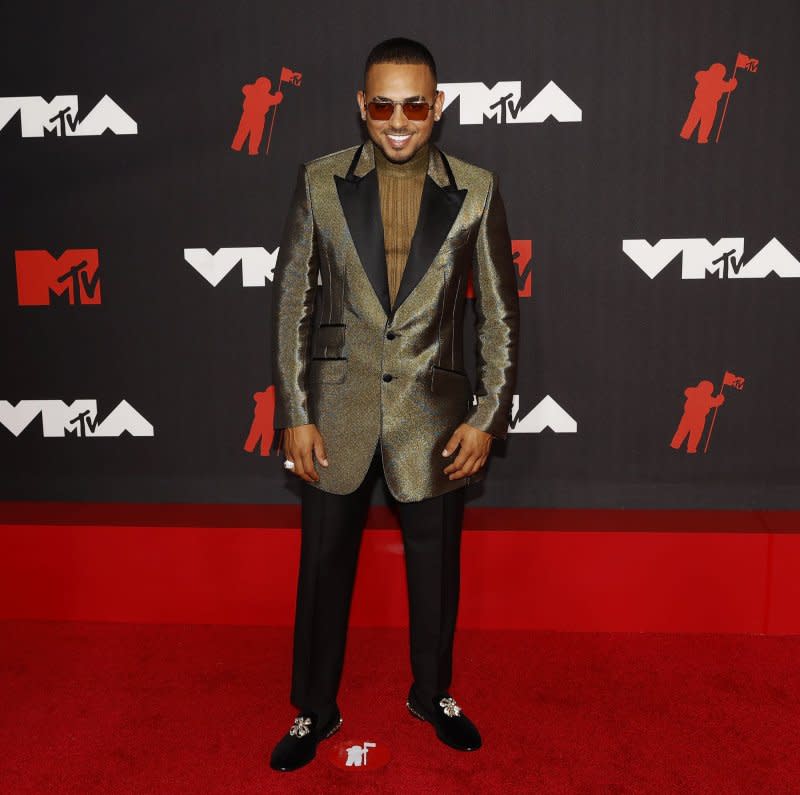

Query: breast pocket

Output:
[429, 364, 471, 404]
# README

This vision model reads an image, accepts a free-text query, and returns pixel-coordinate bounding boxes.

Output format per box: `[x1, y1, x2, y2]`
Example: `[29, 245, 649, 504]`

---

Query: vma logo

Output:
[0, 400, 153, 438]
[184, 247, 278, 286]
[508, 395, 577, 434]
[0, 96, 137, 137]
[623, 238, 800, 279]
[467, 240, 533, 298]
[438, 80, 581, 125]
[16, 249, 101, 305]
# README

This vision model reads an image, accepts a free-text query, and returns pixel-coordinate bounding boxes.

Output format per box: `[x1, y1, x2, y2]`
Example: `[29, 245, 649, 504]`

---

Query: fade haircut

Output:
[364, 37, 437, 88]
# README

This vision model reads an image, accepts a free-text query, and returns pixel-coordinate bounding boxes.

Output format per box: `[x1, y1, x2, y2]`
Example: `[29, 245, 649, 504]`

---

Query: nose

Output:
[390, 102, 407, 126]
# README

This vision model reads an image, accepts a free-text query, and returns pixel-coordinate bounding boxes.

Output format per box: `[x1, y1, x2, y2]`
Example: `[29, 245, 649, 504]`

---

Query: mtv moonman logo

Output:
[243, 385, 276, 456]
[679, 52, 759, 144]
[15, 249, 101, 306]
[670, 371, 745, 454]
[327, 739, 390, 770]
[231, 67, 302, 156]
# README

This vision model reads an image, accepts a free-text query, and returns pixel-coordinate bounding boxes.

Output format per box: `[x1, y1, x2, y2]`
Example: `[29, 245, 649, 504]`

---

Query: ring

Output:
[283, 460, 295, 470]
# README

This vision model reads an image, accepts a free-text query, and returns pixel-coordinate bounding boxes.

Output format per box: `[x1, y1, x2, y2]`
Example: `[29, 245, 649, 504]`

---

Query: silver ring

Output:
[283, 459, 295, 470]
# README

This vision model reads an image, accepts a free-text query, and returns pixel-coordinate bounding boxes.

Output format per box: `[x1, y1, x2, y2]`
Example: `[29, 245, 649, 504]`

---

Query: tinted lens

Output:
[366, 101, 431, 121]
[367, 102, 394, 120]
[402, 103, 430, 120]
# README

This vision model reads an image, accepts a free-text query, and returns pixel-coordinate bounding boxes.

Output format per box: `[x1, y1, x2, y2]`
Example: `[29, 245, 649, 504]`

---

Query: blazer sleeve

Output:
[463, 172, 520, 439]
[271, 163, 319, 429]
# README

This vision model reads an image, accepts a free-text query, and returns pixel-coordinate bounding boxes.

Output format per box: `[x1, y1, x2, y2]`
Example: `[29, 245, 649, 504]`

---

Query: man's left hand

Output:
[442, 423, 493, 480]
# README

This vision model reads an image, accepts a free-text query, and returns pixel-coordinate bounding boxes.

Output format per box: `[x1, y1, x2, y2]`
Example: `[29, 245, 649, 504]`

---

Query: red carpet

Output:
[1, 621, 798, 793]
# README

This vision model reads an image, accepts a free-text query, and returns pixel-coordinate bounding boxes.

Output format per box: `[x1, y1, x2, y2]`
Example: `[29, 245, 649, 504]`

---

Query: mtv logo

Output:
[15, 249, 101, 306]
[0, 399, 153, 438]
[184, 247, 279, 286]
[0, 95, 137, 137]
[466, 239, 532, 299]
[509, 395, 577, 433]
[623, 238, 800, 279]
[437, 80, 581, 125]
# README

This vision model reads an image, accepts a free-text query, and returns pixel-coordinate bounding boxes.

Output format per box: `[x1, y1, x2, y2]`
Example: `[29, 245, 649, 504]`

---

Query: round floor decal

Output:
[327, 739, 391, 769]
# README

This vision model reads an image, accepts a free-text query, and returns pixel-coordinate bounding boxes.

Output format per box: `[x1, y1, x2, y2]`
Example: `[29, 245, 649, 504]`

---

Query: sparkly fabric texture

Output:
[271, 141, 519, 502]
[373, 139, 429, 308]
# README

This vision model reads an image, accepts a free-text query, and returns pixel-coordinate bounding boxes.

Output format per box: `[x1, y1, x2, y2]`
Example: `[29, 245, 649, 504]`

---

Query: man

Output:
[269, 37, 519, 772]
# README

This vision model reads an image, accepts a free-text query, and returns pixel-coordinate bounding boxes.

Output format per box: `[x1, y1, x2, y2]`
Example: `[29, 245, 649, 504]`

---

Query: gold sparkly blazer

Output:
[271, 139, 520, 502]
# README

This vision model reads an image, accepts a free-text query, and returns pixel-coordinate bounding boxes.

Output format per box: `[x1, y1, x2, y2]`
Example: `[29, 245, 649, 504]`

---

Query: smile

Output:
[386, 133, 412, 148]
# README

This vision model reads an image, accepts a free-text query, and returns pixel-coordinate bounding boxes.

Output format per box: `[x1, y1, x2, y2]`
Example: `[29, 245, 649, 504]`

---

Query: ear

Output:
[434, 88, 445, 121]
[356, 89, 366, 121]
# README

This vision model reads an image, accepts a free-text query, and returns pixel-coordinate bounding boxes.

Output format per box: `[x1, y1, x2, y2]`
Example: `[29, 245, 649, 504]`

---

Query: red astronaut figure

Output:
[679, 63, 737, 144]
[244, 386, 275, 456]
[231, 77, 284, 155]
[670, 380, 725, 454]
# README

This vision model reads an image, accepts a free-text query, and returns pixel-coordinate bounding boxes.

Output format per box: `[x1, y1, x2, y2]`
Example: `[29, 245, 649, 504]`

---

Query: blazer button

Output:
[386, 331, 396, 340]
[382, 373, 393, 382]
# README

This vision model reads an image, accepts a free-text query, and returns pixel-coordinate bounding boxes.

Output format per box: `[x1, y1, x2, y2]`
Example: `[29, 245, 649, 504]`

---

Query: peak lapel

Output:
[392, 146, 467, 314]
[334, 141, 391, 317]
[334, 140, 467, 321]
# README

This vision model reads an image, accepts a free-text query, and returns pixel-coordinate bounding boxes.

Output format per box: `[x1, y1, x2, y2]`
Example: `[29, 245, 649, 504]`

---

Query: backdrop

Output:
[2, 0, 798, 508]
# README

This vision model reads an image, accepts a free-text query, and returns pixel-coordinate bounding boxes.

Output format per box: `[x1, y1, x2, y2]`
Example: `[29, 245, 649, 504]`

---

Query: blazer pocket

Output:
[430, 364, 470, 398]
[309, 356, 348, 384]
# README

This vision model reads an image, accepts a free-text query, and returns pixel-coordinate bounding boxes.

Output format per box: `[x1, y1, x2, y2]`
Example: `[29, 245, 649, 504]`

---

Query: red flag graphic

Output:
[280, 67, 302, 86]
[735, 52, 759, 72]
[722, 371, 746, 390]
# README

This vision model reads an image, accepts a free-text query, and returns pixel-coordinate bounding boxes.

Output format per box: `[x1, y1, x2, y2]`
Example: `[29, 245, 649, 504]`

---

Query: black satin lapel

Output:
[391, 175, 467, 315]
[334, 169, 391, 318]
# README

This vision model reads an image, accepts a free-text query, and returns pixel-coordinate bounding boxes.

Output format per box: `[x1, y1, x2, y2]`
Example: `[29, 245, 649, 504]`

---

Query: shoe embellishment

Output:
[439, 697, 462, 718]
[289, 716, 312, 737]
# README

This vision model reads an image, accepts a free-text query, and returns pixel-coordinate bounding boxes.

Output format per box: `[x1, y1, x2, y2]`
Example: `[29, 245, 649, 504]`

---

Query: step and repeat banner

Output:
[1, 1, 798, 508]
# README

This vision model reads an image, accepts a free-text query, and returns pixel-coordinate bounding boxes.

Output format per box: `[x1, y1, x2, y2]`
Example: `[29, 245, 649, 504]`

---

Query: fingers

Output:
[297, 445, 319, 483]
[441, 430, 462, 458]
[444, 450, 485, 480]
[313, 436, 329, 467]
[282, 425, 323, 483]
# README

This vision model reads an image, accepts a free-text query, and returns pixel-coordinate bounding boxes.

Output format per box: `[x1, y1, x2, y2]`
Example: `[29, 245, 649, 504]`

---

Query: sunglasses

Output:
[366, 91, 439, 121]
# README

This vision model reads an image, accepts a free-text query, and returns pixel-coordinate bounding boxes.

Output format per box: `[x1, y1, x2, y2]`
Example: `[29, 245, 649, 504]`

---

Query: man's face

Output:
[357, 62, 444, 164]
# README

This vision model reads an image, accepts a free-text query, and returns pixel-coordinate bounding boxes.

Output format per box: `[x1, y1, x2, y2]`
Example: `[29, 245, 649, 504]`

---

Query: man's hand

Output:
[442, 423, 493, 480]
[281, 423, 328, 483]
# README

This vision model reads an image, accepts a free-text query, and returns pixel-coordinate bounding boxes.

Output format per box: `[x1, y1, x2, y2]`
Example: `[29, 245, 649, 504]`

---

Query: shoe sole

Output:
[406, 700, 428, 722]
[406, 700, 481, 752]
[322, 715, 343, 739]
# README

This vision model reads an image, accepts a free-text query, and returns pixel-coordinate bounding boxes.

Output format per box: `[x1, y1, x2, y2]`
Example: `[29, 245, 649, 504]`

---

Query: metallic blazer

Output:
[271, 139, 519, 502]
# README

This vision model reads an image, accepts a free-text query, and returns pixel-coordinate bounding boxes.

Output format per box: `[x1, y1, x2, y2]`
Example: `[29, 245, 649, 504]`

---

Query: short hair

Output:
[364, 37, 437, 87]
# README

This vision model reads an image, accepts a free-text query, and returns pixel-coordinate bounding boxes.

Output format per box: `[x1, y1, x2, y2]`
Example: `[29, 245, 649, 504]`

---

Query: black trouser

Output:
[289, 440, 465, 720]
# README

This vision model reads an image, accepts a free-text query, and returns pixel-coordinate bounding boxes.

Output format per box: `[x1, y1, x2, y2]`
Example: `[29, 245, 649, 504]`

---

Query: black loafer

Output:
[406, 685, 482, 751]
[269, 707, 343, 772]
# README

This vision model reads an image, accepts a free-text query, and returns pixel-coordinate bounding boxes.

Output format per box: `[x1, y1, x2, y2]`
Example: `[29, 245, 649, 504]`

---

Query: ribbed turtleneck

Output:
[372, 139, 429, 308]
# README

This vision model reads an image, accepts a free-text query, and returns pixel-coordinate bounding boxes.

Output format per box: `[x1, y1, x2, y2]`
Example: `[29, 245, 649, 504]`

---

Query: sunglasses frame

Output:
[364, 90, 440, 121]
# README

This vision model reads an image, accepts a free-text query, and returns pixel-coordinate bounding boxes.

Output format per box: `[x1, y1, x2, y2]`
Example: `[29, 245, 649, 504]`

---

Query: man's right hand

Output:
[281, 424, 328, 483]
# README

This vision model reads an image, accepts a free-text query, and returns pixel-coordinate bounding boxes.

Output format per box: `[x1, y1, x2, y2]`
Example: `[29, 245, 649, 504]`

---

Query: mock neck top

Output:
[372, 139, 430, 308]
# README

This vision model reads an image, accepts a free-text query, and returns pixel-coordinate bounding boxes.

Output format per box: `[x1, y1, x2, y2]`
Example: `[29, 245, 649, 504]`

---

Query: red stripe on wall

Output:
[2, 509, 799, 633]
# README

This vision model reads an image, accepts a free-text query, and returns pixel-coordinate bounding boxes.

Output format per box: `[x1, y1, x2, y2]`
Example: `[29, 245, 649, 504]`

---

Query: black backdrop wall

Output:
[2, 1, 798, 508]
